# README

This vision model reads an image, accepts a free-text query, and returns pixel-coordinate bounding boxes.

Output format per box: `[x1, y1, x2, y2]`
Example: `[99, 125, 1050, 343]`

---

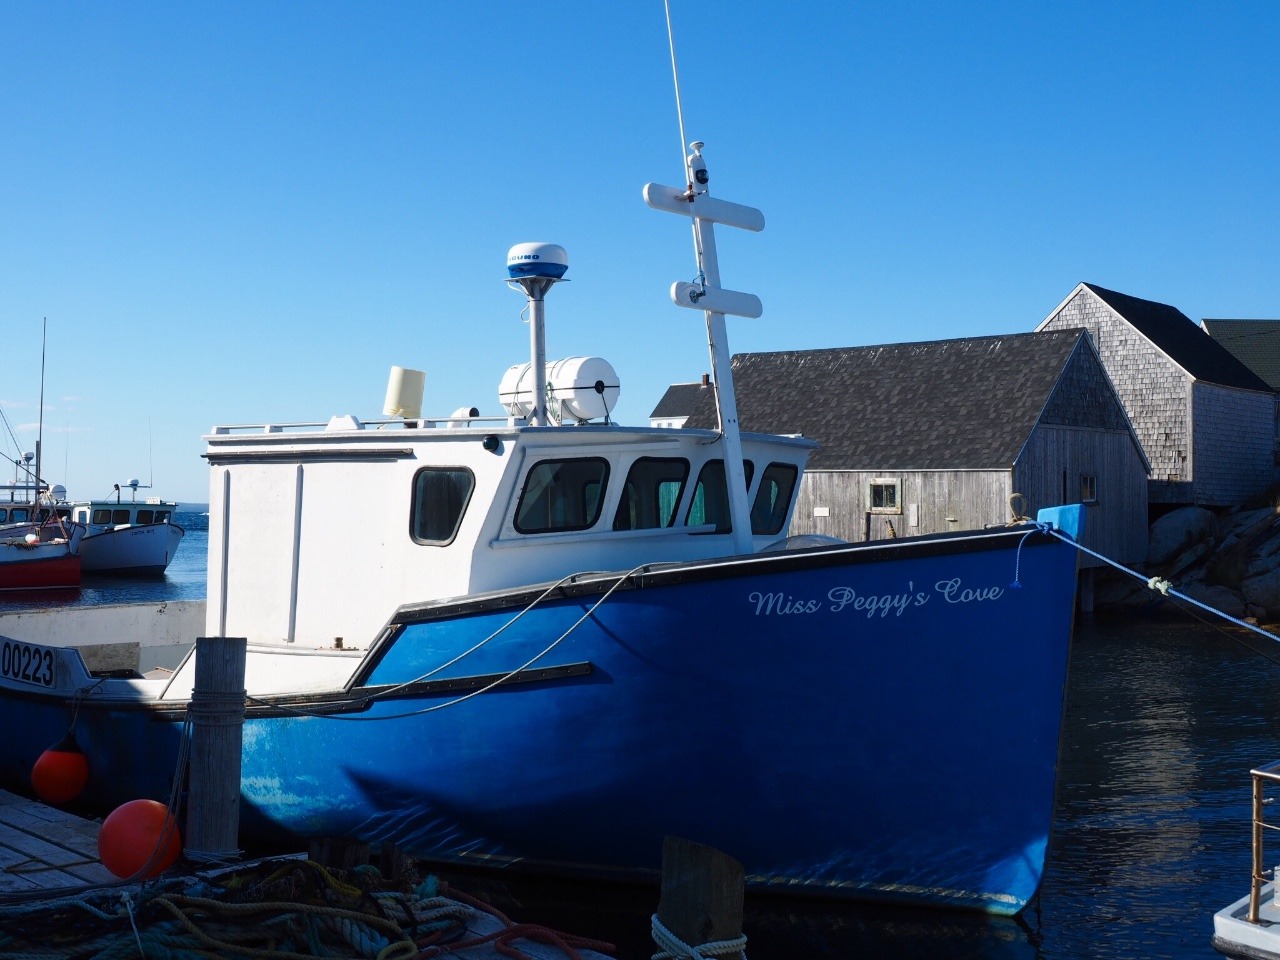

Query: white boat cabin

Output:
[67, 498, 178, 529]
[204, 413, 815, 653]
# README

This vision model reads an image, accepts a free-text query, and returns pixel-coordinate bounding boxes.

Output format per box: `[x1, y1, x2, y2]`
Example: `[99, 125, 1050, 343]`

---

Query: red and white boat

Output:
[0, 518, 84, 591]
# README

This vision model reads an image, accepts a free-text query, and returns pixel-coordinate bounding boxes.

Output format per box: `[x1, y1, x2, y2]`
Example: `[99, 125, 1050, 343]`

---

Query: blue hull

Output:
[0, 522, 1078, 913]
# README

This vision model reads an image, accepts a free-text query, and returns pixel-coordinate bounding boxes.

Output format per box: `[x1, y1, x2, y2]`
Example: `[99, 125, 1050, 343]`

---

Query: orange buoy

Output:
[98, 799, 182, 879]
[31, 732, 89, 805]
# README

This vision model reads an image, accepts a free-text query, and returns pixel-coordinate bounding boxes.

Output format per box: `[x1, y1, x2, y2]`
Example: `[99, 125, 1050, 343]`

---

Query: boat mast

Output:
[647, 3, 765, 555]
[34, 318, 46, 514]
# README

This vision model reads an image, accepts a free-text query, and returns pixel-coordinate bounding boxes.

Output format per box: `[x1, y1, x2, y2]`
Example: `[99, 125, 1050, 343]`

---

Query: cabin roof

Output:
[1082, 283, 1273, 392]
[1201, 318, 1280, 392]
[683, 329, 1093, 470]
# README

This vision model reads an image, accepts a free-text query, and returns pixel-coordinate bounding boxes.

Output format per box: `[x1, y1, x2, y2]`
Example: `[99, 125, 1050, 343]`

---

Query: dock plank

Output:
[0, 789, 115, 892]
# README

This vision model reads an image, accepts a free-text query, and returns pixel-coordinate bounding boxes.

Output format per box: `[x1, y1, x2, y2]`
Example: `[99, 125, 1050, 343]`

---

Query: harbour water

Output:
[2, 519, 1274, 958]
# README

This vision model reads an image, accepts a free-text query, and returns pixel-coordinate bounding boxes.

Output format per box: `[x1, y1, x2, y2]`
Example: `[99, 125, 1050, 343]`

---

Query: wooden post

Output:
[183, 636, 247, 863]
[655, 836, 745, 958]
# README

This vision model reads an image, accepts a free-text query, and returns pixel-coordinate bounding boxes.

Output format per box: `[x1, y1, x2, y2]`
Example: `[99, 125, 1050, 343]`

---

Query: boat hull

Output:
[79, 522, 185, 577]
[0, 523, 1078, 914]
[0, 545, 81, 591]
[1214, 882, 1280, 960]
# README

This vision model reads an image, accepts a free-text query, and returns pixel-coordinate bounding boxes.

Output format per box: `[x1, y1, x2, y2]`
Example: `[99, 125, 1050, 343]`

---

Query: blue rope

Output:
[1046, 529, 1280, 646]
[1010, 521, 1053, 589]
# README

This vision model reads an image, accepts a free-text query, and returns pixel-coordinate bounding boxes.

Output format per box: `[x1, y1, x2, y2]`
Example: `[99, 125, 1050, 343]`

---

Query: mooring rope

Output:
[245, 562, 652, 722]
[650, 913, 747, 960]
[1048, 529, 1280, 645]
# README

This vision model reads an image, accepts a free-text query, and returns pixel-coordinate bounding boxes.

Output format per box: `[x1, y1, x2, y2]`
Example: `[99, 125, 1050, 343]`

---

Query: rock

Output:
[1242, 567, 1280, 615]
[1168, 538, 1215, 576]
[1178, 581, 1246, 619]
[1148, 506, 1217, 566]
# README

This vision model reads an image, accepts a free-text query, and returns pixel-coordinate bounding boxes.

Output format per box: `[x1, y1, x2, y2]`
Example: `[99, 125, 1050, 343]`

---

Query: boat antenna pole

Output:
[645, 4, 765, 555]
[35, 317, 46, 513]
[506, 243, 569, 426]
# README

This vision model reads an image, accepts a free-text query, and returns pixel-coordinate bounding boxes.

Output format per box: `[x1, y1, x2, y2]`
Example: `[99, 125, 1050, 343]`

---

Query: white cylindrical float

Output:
[383, 366, 426, 419]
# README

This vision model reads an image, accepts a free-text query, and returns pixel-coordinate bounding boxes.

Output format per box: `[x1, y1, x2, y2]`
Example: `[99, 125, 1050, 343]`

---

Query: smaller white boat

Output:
[1213, 761, 1280, 958]
[64, 480, 185, 578]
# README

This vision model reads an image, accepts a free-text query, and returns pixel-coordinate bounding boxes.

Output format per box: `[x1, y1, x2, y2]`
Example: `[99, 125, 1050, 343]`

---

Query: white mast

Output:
[644, 144, 764, 555]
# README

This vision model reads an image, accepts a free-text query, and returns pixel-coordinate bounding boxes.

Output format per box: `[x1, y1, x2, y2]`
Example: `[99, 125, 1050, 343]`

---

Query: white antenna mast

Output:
[663, 0, 690, 182]
[646, 5, 765, 555]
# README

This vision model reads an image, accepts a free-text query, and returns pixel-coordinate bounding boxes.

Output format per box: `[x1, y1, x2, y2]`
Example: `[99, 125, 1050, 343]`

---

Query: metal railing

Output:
[1249, 761, 1280, 922]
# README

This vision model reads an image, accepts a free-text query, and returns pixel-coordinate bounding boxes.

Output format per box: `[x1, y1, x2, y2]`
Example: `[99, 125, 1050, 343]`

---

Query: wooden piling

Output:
[654, 836, 745, 958]
[183, 636, 247, 863]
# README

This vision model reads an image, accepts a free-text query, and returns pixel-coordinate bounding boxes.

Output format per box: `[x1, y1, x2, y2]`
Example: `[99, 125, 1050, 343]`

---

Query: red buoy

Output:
[31, 732, 89, 805]
[98, 799, 182, 879]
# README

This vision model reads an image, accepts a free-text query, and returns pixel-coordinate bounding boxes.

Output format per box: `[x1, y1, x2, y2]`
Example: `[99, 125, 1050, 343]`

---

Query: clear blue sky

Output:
[2, 2, 1277, 504]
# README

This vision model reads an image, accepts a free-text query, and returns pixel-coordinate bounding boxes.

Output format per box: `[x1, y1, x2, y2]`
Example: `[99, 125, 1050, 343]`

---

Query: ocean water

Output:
[2, 523, 1274, 957]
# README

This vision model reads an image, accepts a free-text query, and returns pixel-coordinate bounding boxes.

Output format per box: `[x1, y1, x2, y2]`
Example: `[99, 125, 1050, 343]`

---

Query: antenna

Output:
[664, 0, 691, 183]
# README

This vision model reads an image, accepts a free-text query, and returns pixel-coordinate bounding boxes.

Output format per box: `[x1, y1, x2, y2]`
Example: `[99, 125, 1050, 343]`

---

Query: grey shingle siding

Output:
[1039, 283, 1276, 505]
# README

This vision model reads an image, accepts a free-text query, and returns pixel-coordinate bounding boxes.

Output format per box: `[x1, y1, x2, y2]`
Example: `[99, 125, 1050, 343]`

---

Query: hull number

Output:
[0, 640, 56, 688]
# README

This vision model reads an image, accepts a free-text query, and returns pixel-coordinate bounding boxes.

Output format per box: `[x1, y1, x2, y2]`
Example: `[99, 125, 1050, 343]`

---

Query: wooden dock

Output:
[0, 788, 115, 894]
[0, 789, 616, 958]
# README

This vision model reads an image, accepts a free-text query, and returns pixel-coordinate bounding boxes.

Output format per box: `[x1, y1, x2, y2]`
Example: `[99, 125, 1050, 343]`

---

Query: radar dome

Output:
[506, 242, 568, 280]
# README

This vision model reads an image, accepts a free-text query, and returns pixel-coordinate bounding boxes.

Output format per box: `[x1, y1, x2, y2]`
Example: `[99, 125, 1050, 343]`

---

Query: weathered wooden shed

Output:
[678, 328, 1150, 566]
[1038, 284, 1276, 507]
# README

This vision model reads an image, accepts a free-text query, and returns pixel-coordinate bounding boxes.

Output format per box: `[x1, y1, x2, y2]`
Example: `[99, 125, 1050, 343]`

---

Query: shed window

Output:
[751, 463, 799, 535]
[613, 457, 689, 530]
[411, 467, 475, 544]
[515, 458, 609, 533]
[686, 460, 754, 533]
[1080, 474, 1098, 504]
[868, 479, 901, 515]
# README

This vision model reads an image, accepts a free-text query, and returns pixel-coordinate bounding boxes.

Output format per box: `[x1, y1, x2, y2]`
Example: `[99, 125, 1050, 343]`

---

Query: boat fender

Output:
[31, 731, 89, 805]
[98, 799, 182, 879]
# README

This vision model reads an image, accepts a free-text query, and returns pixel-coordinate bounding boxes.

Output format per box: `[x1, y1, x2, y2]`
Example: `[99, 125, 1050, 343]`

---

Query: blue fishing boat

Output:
[0, 138, 1084, 914]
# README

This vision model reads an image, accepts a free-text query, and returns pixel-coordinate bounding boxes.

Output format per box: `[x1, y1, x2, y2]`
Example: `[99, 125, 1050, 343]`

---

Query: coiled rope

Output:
[0, 858, 611, 960]
[650, 913, 747, 960]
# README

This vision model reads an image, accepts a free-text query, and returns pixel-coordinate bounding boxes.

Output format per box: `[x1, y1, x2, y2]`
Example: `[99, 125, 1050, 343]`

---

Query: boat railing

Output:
[1248, 761, 1280, 921]
[209, 415, 518, 436]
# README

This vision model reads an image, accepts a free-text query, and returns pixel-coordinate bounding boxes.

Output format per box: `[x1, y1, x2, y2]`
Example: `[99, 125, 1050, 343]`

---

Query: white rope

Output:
[1048, 529, 1280, 645]
[651, 913, 747, 960]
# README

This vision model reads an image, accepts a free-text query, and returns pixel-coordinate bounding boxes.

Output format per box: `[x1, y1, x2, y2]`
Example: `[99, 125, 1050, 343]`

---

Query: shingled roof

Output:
[649, 378, 713, 421]
[1201, 318, 1280, 391]
[1083, 284, 1272, 392]
[683, 329, 1092, 471]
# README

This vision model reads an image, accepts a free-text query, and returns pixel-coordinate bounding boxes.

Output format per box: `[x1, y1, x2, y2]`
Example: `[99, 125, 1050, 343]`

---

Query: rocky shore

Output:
[1094, 502, 1280, 623]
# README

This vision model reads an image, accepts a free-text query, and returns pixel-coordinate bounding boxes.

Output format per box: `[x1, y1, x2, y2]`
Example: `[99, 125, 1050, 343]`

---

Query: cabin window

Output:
[0, 509, 6, 523]
[112, 509, 130, 524]
[751, 463, 799, 535]
[613, 457, 689, 531]
[1080, 474, 1098, 504]
[686, 460, 754, 533]
[154, 511, 170, 523]
[10, 508, 28, 523]
[867, 478, 901, 515]
[515, 458, 609, 534]
[410, 466, 476, 545]
[137, 510, 154, 524]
